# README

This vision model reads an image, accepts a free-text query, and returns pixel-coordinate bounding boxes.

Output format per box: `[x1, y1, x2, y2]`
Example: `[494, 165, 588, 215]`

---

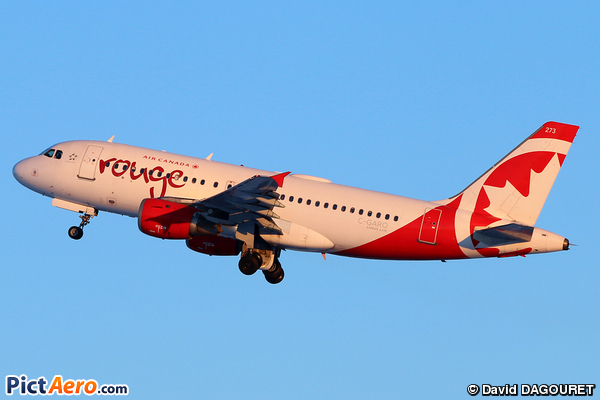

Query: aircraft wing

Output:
[188, 172, 291, 233]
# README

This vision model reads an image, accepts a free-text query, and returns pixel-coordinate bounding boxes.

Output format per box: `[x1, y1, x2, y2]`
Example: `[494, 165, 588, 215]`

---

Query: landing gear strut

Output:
[68, 213, 93, 240]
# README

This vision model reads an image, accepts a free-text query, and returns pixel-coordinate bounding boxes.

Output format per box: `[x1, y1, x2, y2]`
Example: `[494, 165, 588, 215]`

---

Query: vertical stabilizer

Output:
[449, 121, 578, 226]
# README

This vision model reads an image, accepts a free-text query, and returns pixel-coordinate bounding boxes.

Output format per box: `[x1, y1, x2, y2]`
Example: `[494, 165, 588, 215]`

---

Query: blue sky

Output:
[1, 2, 598, 399]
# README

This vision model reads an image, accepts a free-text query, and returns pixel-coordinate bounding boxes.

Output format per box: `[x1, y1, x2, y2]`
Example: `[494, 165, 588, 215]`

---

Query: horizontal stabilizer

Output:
[472, 223, 534, 247]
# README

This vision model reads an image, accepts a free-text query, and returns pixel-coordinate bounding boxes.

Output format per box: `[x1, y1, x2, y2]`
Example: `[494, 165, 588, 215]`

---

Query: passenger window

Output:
[341, 206, 346, 212]
[123, 165, 128, 171]
[368, 211, 372, 217]
[333, 204, 337, 210]
[166, 173, 170, 178]
[298, 198, 303, 204]
[157, 171, 163, 177]
[315, 201, 320, 207]
[306, 199, 311, 205]
[280, 194, 286, 201]
[359, 209, 364, 215]
[376, 212, 381, 218]
[394, 216, 399, 222]
[114, 163, 119, 169]
[213, 182, 218, 188]
[183, 176, 188, 182]
[192, 178, 197, 184]
[324, 203, 329, 209]
[201, 179, 206, 185]
[350, 207, 355, 213]
[106, 162, 111, 168]
[289, 196, 294, 202]
[385, 214, 390, 220]
[54, 150, 63, 159]
[149, 170, 154, 176]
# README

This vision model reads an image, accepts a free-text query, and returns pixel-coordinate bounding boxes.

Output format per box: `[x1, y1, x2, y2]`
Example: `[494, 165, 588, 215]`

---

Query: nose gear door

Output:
[78, 145, 104, 180]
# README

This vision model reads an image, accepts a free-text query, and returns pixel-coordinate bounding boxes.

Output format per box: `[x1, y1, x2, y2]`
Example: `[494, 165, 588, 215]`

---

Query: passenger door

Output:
[78, 145, 104, 180]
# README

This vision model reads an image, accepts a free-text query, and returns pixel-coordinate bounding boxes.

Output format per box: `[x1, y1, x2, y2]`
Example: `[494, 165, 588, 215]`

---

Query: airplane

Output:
[13, 121, 577, 284]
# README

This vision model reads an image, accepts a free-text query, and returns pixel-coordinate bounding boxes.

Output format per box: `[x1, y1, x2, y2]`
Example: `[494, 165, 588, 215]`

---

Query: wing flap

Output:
[189, 173, 290, 229]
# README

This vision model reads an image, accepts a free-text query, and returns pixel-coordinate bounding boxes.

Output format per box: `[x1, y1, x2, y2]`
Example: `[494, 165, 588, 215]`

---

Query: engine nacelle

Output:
[186, 235, 241, 256]
[138, 198, 236, 240]
[138, 198, 196, 239]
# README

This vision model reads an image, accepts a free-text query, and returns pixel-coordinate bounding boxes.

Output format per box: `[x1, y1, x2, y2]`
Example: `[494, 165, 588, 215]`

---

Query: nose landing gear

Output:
[68, 213, 94, 240]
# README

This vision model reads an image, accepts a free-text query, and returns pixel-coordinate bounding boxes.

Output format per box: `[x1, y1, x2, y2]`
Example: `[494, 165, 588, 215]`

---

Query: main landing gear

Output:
[68, 213, 94, 240]
[263, 259, 284, 284]
[238, 249, 284, 284]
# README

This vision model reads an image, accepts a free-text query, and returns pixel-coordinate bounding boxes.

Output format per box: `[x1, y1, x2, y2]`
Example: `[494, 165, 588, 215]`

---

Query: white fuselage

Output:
[13, 135, 570, 262]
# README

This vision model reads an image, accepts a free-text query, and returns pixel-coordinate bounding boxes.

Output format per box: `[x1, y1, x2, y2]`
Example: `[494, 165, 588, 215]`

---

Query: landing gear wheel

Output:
[68, 226, 83, 240]
[263, 259, 284, 284]
[238, 252, 262, 276]
[67, 212, 95, 240]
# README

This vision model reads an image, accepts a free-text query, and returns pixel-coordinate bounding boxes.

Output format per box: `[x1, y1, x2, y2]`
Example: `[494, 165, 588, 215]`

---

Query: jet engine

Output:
[186, 235, 241, 256]
[138, 198, 236, 240]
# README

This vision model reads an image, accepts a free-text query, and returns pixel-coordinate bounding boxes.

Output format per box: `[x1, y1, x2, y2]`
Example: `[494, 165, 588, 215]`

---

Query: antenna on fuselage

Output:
[206, 153, 214, 161]
[107, 135, 115, 143]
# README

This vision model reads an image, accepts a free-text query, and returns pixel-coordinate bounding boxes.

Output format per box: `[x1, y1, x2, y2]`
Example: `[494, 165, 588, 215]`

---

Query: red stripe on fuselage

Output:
[335, 196, 467, 260]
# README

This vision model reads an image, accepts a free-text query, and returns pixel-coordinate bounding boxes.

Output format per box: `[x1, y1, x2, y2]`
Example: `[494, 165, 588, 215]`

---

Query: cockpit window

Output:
[54, 150, 63, 159]
[42, 149, 55, 158]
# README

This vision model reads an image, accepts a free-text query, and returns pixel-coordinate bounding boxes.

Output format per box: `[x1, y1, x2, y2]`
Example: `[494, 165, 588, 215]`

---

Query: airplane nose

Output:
[13, 160, 26, 183]
[13, 158, 37, 188]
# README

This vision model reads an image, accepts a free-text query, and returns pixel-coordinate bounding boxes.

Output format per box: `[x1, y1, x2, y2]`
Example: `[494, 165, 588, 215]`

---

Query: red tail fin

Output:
[448, 121, 578, 226]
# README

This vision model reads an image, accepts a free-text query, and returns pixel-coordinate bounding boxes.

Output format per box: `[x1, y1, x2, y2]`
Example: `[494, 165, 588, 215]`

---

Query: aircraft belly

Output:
[260, 220, 334, 251]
